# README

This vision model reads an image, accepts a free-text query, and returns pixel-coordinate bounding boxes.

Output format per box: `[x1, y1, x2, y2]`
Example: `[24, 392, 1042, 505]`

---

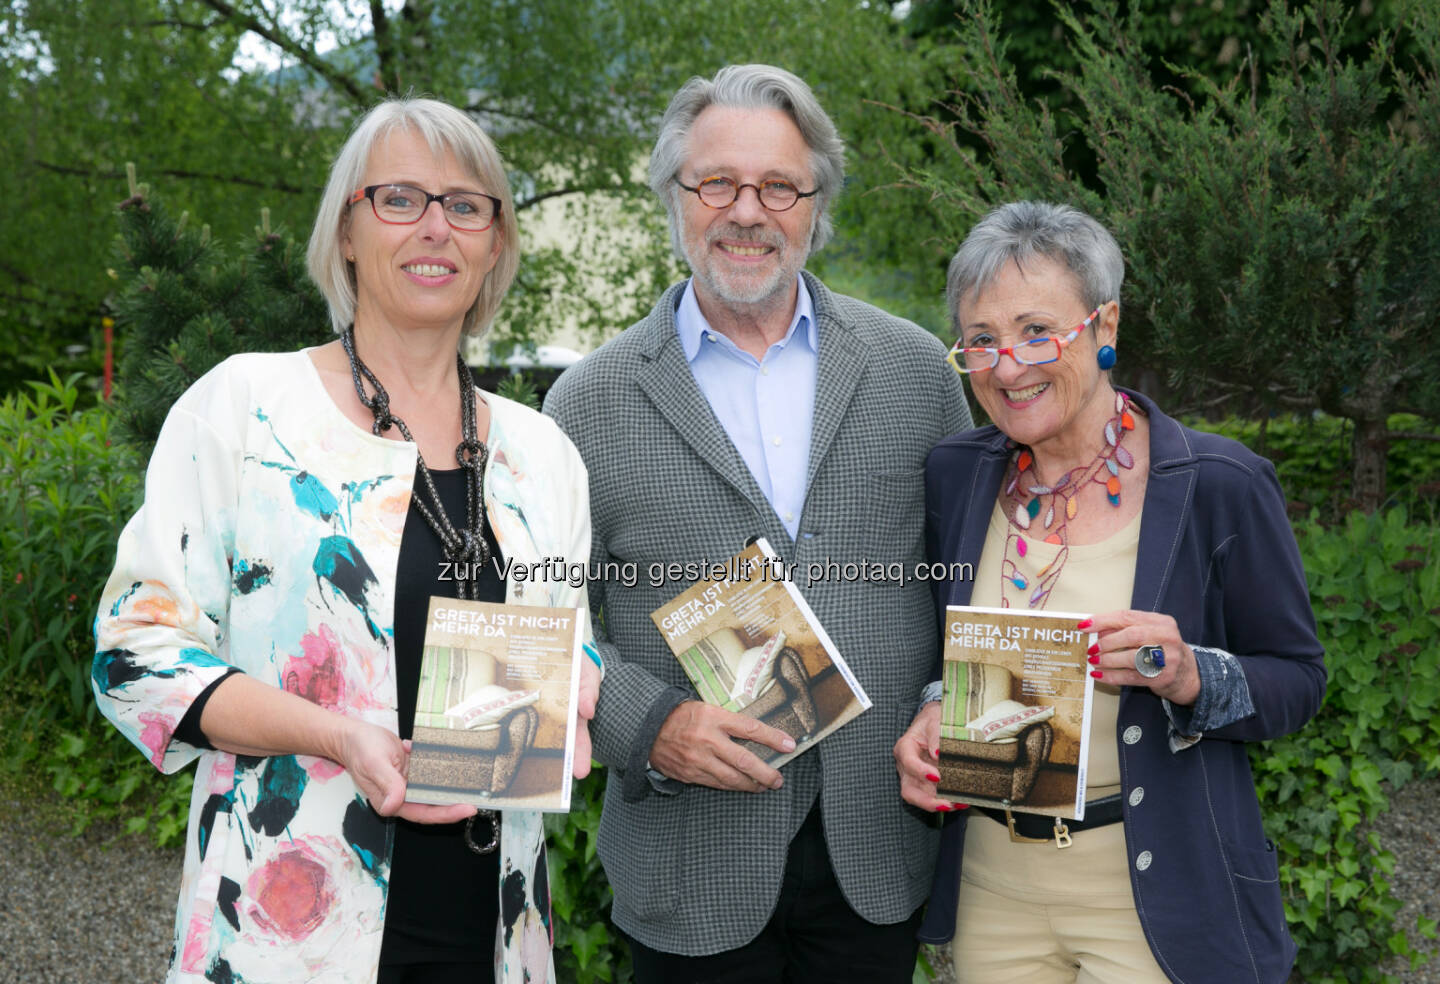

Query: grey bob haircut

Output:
[307, 96, 520, 337]
[946, 201, 1125, 331]
[648, 63, 846, 259]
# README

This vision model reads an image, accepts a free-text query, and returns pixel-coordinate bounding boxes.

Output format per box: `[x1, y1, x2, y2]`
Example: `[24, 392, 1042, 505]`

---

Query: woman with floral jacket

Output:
[93, 97, 596, 984]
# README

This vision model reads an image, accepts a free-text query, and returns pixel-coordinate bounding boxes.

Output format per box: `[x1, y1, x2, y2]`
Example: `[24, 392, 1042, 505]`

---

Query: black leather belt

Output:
[977, 793, 1124, 846]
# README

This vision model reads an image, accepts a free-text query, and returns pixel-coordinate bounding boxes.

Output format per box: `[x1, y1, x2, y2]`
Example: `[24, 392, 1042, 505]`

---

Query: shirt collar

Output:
[676, 274, 817, 363]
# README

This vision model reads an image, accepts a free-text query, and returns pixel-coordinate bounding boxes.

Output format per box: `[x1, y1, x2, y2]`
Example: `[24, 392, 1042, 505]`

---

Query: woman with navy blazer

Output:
[894, 201, 1326, 983]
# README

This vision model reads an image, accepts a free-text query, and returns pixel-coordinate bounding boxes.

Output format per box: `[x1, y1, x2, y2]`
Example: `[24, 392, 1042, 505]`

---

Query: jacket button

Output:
[1123, 725, 1142, 745]
[1129, 787, 1145, 807]
[1135, 850, 1153, 871]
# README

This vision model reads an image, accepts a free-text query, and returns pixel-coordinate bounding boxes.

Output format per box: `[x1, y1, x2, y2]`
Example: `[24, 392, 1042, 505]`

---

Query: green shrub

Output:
[0, 372, 142, 715]
[0, 371, 191, 841]
[1190, 413, 1440, 522]
[546, 769, 632, 983]
[1254, 508, 1440, 982]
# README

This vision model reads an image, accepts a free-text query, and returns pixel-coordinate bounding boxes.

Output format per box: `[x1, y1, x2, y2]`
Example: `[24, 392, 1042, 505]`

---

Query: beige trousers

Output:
[951, 813, 1172, 984]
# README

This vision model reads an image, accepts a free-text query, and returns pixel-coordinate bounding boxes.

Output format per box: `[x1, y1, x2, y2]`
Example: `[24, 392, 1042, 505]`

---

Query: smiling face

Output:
[677, 105, 816, 315]
[957, 255, 1120, 468]
[341, 128, 502, 336]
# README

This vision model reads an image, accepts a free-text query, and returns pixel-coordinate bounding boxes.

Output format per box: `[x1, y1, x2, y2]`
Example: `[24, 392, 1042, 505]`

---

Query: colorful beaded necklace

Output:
[1000, 390, 1136, 609]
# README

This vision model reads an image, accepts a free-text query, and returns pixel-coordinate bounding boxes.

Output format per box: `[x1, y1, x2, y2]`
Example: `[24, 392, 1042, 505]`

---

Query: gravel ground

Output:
[1374, 775, 1440, 984]
[0, 799, 178, 984]
[1, 778, 1435, 984]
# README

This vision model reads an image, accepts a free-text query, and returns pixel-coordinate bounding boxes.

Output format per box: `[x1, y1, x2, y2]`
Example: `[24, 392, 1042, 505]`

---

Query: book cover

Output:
[649, 538, 870, 768]
[937, 606, 1096, 820]
[406, 598, 584, 812]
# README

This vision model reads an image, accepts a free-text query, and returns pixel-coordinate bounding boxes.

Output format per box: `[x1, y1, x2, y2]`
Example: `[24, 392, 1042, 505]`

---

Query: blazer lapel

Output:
[633, 289, 770, 509]
[804, 274, 869, 489]
[948, 443, 1009, 606]
[1128, 390, 1198, 611]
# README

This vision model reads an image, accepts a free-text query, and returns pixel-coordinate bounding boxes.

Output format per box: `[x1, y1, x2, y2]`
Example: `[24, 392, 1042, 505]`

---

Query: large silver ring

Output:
[1134, 645, 1166, 678]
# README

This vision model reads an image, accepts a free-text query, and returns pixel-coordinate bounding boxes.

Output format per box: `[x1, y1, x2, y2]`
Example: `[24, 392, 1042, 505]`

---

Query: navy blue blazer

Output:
[918, 390, 1326, 984]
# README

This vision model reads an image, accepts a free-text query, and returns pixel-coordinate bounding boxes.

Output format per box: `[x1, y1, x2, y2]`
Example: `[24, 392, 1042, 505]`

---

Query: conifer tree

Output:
[110, 168, 328, 447]
[907, 0, 1440, 511]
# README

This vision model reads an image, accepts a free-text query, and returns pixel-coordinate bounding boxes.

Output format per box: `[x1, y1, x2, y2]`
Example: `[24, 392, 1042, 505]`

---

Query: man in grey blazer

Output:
[544, 64, 970, 982]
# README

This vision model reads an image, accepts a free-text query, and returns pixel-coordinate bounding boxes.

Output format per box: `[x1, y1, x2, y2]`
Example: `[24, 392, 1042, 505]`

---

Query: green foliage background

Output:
[0, 0, 962, 393]
[900, 0, 1440, 508]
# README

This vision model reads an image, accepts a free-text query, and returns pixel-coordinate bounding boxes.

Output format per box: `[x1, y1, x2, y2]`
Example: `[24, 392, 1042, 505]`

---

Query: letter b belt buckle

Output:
[1005, 808, 1072, 849]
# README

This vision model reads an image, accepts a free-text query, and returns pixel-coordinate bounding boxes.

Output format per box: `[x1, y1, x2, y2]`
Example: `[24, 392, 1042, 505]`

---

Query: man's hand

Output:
[649, 701, 795, 792]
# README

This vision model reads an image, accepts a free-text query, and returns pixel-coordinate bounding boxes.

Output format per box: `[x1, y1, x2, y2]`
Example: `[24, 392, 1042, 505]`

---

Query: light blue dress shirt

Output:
[676, 275, 817, 540]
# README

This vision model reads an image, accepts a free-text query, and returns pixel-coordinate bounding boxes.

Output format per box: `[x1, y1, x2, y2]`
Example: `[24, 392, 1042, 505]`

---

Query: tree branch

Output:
[137, 18, 224, 31]
[370, 0, 395, 92]
[195, 0, 369, 107]
[32, 160, 312, 195]
[514, 186, 613, 211]
[465, 101, 571, 136]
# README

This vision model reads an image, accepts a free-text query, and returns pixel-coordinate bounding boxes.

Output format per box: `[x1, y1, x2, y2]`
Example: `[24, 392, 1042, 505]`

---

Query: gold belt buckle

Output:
[1004, 808, 1072, 849]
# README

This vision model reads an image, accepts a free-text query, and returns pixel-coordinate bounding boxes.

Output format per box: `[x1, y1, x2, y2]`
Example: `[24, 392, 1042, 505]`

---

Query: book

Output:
[649, 538, 870, 768]
[936, 606, 1096, 820]
[405, 598, 585, 812]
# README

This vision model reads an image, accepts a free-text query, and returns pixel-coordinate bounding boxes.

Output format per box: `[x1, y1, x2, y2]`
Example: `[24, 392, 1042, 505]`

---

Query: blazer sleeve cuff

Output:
[621, 686, 692, 802]
[1163, 644, 1255, 751]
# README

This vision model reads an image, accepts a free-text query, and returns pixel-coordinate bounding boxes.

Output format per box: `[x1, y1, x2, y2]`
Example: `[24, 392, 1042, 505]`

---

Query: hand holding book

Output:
[649, 539, 872, 778]
[1081, 609, 1200, 705]
[650, 700, 796, 792]
[572, 653, 600, 781]
[894, 701, 966, 813]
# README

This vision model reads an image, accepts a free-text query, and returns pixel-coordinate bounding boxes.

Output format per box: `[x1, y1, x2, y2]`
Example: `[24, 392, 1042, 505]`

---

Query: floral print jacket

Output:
[93, 351, 591, 984]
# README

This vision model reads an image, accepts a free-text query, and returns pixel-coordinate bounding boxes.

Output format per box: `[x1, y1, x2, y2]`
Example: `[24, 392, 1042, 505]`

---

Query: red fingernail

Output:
[931, 749, 940, 760]
[936, 804, 952, 812]
[1090, 670, 1104, 679]
[926, 773, 940, 782]
[1087, 643, 1099, 656]
[955, 803, 969, 810]
[1077, 618, 1093, 629]
[1087, 654, 1099, 665]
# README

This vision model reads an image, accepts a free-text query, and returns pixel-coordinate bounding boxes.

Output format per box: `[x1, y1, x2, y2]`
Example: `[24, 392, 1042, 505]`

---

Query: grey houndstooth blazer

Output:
[544, 271, 971, 955]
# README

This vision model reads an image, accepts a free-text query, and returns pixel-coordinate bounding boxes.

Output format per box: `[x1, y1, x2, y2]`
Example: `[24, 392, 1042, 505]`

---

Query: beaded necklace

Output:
[1000, 390, 1136, 609]
[341, 326, 501, 854]
[341, 325, 491, 600]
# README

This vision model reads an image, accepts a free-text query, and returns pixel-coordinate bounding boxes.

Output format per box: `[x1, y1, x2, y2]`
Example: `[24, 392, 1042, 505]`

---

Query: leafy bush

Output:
[1191, 413, 1440, 523]
[1254, 508, 1440, 982]
[0, 372, 141, 714]
[0, 371, 190, 840]
[546, 770, 632, 983]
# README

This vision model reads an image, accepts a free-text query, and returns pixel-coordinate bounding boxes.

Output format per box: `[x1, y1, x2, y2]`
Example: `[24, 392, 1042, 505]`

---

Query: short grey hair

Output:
[946, 201, 1124, 330]
[648, 64, 846, 258]
[307, 96, 520, 337]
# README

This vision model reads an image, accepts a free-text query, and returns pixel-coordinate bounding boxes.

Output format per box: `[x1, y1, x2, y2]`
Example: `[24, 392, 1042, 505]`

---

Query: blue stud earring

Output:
[1096, 345, 1117, 371]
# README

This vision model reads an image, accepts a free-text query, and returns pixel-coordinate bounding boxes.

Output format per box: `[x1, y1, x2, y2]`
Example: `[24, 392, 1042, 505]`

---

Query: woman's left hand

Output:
[1082, 610, 1202, 706]
[572, 653, 600, 779]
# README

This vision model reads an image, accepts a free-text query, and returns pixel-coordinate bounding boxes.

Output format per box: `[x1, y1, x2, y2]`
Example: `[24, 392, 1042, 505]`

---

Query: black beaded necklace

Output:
[341, 326, 501, 854]
[341, 325, 491, 599]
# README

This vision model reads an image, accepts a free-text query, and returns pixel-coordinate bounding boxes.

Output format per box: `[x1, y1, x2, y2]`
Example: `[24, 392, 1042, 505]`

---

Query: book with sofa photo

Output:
[650, 538, 870, 768]
[406, 598, 586, 811]
[938, 606, 1097, 820]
